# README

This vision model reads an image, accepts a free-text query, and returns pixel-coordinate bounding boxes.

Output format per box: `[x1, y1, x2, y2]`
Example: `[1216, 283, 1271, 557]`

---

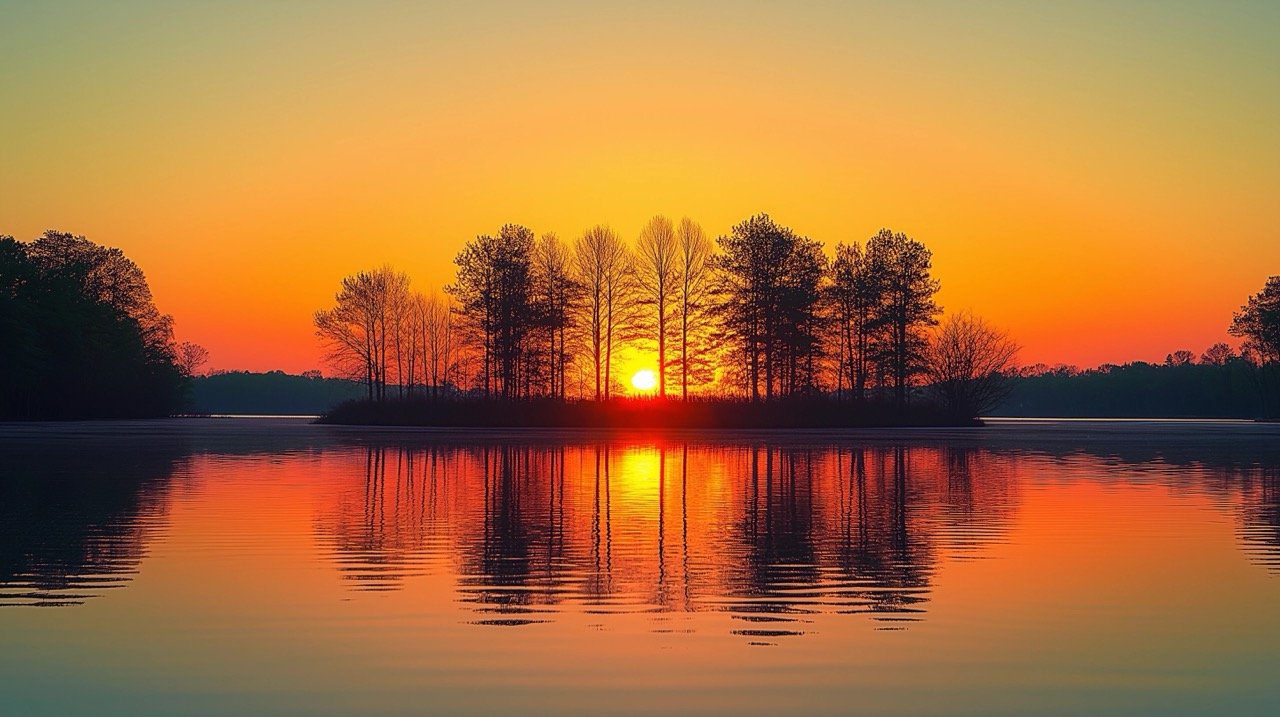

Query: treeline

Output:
[1, 232, 194, 420]
[997, 333, 1280, 420]
[189, 371, 363, 416]
[315, 214, 1019, 419]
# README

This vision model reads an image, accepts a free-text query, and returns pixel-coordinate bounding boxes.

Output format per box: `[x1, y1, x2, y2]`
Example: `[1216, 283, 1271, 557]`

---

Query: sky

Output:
[2, 1, 1277, 373]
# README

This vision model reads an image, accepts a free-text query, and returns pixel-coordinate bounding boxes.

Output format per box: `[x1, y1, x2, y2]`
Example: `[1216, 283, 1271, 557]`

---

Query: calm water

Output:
[2, 419, 1278, 716]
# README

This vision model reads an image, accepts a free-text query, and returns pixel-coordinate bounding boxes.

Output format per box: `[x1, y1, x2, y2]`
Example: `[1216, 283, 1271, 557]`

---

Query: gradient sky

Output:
[2, 1, 1277, 373]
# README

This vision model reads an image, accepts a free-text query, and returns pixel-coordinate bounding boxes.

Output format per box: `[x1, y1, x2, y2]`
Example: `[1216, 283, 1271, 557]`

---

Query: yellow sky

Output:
[2, 2, 1277, 372]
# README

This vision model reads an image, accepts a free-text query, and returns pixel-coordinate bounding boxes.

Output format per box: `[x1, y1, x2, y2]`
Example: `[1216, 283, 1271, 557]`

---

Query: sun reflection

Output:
[614, 446, 663, 504]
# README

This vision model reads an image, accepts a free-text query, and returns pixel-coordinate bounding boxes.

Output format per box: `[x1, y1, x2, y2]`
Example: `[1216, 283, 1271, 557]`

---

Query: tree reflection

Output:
[1239, 467, 1280, 572]
[315, 445, 451, 591]
[0, 444, 178, 606]
[310, 435, 1280, 641]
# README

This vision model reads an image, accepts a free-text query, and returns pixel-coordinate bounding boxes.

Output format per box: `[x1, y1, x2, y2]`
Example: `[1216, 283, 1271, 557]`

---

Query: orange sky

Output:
[2, 2, 1277, 373]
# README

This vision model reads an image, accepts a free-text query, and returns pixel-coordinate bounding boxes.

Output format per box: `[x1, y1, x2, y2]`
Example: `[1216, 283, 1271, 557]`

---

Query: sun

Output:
[630, 369, 657, 393]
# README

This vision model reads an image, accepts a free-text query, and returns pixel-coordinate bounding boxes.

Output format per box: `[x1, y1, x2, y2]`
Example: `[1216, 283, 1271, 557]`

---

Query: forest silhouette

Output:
[0, 232, 193, 420]
[2, 223, 1277, 423]
[314, 214, 1020, 426]
[313, 213, 1280, 426]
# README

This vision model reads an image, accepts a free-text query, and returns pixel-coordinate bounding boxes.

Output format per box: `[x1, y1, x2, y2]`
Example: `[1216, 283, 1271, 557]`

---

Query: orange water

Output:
[2, 419, 1277, 715]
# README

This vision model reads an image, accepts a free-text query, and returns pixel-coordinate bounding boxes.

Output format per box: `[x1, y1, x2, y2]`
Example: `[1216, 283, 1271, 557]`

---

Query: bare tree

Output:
[533, 233, 581, 399]
[314, 266, 410, 401]
[417, 291, 457, 397]
[387, 277, 413, 398]
[176, 341, 210, 378]
[634, 216, 679, 398]
[676, 217, 714, 400]
[574, 225, 634, 400]
[928, 311, 1019, 419]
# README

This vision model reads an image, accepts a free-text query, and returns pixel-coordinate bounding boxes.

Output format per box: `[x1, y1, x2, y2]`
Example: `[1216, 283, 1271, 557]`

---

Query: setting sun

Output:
[631, 369, 657, 393]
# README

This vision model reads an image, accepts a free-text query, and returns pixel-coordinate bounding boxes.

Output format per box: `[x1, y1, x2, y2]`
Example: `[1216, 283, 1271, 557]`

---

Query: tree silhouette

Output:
[828, 241, 882, 403]
[635, 216, 679, 398]
[532, 233, 581, 399]
[314, 266, 410, 401]
[866, 229, 941, 405]
[927, 311, 1019, 419]
[676, 217, 715, 400]
[1231, 276, 1280, 365]
[1230, 276, 1280, 419]
[450, 226, 539, 399]
[417, 291, 458, 398]
[176, 342, 210, 377]
[573, 225, 634, 400]
[0, 231, 185, 419]
[1201, 342, 1236, 366]
[714, 214, 826, 401]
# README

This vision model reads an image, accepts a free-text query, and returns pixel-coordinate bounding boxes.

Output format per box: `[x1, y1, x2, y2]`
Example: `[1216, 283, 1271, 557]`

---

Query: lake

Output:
[2, 418, 1278, 716]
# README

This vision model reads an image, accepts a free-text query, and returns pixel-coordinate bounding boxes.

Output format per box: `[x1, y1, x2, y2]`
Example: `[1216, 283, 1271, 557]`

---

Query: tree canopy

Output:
[0, 231, 186, 419]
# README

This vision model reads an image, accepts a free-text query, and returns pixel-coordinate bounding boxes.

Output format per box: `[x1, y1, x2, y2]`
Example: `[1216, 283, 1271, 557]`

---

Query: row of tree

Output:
[315, 214, 1018, 414]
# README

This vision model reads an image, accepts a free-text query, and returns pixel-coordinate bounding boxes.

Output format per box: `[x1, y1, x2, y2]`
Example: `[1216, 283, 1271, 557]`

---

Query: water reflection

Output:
[4, 422, 1280, 628]
[0, 444, 178, 606]
[5, 420, 1280, 716]
[1239, 467, 1280, 572]
[307, 434, 1279, 643]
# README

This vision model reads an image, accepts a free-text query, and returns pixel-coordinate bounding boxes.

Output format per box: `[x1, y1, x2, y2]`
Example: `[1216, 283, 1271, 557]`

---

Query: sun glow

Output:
[630, 369, 657, 393]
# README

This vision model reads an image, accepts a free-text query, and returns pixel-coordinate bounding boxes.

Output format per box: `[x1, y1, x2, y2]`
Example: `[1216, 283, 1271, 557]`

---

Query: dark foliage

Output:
[0, 232, 186, 419]
[189, 371, 364, 416]
[318, 395, 969, 429]
[993, 360, 1273, 419]
[714, 214, 828, 401]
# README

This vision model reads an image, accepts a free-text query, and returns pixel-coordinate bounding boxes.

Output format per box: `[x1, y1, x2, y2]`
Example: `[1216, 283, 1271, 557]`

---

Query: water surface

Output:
[2, 418, 1278, 716]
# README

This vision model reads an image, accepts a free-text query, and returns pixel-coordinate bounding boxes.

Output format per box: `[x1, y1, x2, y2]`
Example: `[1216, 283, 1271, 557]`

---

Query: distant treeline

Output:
[1, 232, 199, 420]
[189, 371, 363, 416]
[995, 357, 1275, 419]
[191, 359, 1278, 421]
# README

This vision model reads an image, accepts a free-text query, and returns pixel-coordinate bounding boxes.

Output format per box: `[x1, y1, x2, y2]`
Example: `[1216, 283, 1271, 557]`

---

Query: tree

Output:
[574, 225, 634, 400]
[828, 241, 882, 403]
[176, 342, 210, 377]
[450, 225, 539, 399]
[1229, 276, 1280, 419]
[417, 291, 457, 398]
[0, 231, 185, 419]
[314, 266, 410, 401]
[1201, 342, 1236, 366]
[634, 216, 679, 398]
[928, 311, 1019, 419]
[714, 214, 826, 401]
[866, 229, 941, 405]
[676, 217, 715, 400]
[532, 233, 581, 399]
[1164, 350, 1196, 366]
[27, 231, 177, 369]
[1230, 276, 1280, 365]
